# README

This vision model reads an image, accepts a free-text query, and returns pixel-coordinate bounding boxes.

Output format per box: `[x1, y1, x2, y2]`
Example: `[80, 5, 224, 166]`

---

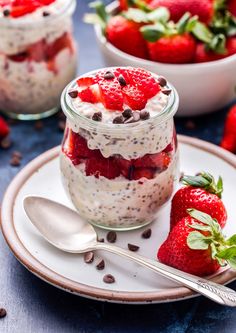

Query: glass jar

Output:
[0, 0, 77, 120]
[60, 68, 180, 231]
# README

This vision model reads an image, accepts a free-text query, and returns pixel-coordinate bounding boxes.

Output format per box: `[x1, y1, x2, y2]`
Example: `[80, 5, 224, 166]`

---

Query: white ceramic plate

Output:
[1, 135, 236, 304]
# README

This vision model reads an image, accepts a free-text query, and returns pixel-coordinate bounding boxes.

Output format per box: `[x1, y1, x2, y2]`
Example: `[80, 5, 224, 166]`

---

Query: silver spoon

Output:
[23, 196, 236, 307]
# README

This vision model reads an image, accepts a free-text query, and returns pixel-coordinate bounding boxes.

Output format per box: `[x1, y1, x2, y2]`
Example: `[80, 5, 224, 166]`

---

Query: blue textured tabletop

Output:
[0, 1, 236, 332]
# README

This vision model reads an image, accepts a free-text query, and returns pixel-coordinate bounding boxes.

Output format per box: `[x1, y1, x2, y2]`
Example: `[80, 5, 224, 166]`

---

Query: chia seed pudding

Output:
[0, 0, 77, 119]
[60, 67, 180, 230]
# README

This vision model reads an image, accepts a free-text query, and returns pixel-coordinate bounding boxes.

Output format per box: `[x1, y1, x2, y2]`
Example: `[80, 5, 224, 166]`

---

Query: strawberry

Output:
[220, 105, 236, 153]
[1, 0, 55, 17]
[85, 156, 121, 179]
[133, 152, 170, 169]
[157, 209, 236, 276]
[132, 168, 155, 180]
[0, 116, 10, 139]
[46, 32, 73, 60]
[97, 75, 124, 110]
[228, 0, 236, 17]
[116, 158, 134, 179]
[106, 16, 148, 59]
[170, 172, 227, 230]
[78, 84, 101, 104]
[146, 33, 196, 64]
[194, 37, 236, 63]
[149, 0, 214, 24]
[122, 85, 147, 110]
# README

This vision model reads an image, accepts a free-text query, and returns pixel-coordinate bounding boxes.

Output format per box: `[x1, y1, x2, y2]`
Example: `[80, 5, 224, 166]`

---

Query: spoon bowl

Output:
[23, 196, 97, 252]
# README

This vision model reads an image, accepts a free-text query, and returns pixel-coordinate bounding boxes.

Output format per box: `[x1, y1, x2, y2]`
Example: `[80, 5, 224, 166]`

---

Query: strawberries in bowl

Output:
[88, 0, 236, 115]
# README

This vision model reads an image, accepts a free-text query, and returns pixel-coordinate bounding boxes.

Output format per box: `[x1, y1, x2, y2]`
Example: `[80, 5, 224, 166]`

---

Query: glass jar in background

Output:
[59, 68, 180, 231]
[0, 0, 77, 120]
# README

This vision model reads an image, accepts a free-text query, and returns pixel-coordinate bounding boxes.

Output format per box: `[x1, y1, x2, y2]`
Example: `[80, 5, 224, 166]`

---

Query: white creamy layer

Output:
[0, 47, 77, 114]
[60, 152, 179, 229]
[0, 0, 73, 54]
[71, 91, 169, 124]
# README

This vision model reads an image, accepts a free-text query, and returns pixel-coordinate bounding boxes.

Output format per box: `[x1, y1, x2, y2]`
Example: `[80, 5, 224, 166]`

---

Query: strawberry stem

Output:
[181, 172, 223, 198]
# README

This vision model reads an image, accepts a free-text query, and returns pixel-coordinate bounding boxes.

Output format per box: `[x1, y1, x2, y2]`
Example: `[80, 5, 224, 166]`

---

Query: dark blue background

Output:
[0, 1, 236, 332]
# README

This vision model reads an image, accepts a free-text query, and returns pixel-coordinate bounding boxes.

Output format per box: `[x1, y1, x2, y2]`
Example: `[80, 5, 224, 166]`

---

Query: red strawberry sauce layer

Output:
[76, 68, 162, 113]
[62, 129, 175, 180]
[0, 0, 56, 18]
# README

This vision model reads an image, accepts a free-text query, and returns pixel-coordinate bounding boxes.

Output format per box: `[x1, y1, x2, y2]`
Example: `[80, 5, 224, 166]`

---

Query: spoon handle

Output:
[95, 242, 236, 306]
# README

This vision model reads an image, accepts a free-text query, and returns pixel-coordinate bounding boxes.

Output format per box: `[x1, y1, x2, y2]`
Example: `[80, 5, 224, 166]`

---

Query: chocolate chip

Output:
[0, 136, 12, 149]
[103, 274, 115, 284]
[132, 112, 140, 122]
[96, 259, 105, 270]
[107, 231, 117, 243]
[128, 243, 139, 252]
[34, 120, 44, 131]
[185, 120, 196, 130]
[68, 90, 78, 98]
[141, 228, 152, 239]
[3, 9, 10, 17]
[162, 89, 172, 95]
[122, 108, 133, 118]
[12, 151, 22, 159]
[10, 156, 21, 167]
[118, 74, 126, 86]
[158, 76, 167, 87]
[97, 237, 104, 243]
[58, 120, 66, 132]
[113, 115, 124, 124]
[0, 308, 7, 319]
[43, 11, 50, 17]
[124, 116, 134, 124]
[140, 110, 150, 120]
[84, 251, 94, 263]
[92, 112, 102, 122]
[104, 71, 115, 80]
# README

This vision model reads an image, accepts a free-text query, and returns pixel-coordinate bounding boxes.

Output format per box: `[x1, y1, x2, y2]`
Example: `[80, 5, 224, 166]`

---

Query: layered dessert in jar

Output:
[0, 0, 77, 119]
[60, 67, 179, 230]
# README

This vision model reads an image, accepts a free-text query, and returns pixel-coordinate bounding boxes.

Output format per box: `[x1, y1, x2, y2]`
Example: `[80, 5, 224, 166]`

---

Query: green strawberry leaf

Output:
[186, 16, 199, 32]
[191, 21, 213, 43]
[176, 12, 191, 34]
[187, 231, 211, 250]
[147, 7, 170, 23]
[216, 246, 236, 259]
[187, 209, 215, 227]
[129, 0, 151, 12]
[227, 257, 236, 269]
[89, 1, 108, 24]
[188, 222, 212, 232]
[141, 23, 166, 42]
[208, 34, 226, 54]
[123, 8, 149, 23]
[227, 234, 236, 246]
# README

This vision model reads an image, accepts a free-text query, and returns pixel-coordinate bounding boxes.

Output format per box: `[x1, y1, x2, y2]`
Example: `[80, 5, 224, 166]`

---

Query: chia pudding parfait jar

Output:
[60, 67, 179, 231]
[0, 0, 77, 120]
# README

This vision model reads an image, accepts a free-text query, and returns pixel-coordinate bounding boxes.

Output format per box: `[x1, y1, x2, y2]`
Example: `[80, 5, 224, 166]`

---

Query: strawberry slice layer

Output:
[1, 0, 56, 17]
[97, 77, 124, 111]
[85, 156, 121, 179]
[122, 85, 147, 111]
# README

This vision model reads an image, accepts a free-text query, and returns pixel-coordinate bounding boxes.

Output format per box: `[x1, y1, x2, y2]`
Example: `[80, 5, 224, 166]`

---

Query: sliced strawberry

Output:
[116, 158, 134, 179]
[133, 152, 171, 169]
[78, 83, 101, 103]
[98, 78, 124, 111]
[77, 76, 96, 88]
[8, 52, 28, 62]
[0, 116, 10, 139]
[85, 156, 121, 179]
[46, 32, 73, 60]
[163, 143, 173, 153]
[122, 85, 147, 110]
[28, 40, 47, 62]
[132, 168, 155, 180]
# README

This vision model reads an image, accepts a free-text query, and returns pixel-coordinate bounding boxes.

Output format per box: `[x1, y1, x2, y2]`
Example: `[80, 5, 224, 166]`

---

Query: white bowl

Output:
[94, 1, 236, 116]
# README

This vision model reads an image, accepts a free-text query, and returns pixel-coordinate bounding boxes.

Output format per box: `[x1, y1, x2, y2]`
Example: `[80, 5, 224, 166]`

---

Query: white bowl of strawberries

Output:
[89, 0, 236, 116]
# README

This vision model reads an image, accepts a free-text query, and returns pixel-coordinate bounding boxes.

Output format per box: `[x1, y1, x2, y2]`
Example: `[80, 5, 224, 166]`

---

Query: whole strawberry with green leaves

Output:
[158, 209, 236, 276]
[220, 104, 236, 153]
[170, 172, 227, 230]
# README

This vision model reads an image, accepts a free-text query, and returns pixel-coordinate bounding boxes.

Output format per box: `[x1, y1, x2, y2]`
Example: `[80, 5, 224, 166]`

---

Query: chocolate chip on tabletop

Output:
[34, 120, 44, 131]
[92, 112, 102, 122]
[0, 136, 12, 149]
[10, 150, 22, 167]
[141, 228, 152, 239]
[185, 120, 196, 130]
[107, 231, 117, 243]
[84, 251, 94, 264]
[103, 274, 115, 284]
[104, 71, 115, 80]
[96, 259, 105, 270]
[0, 308, 7, 319]
[128, 243, 140, 252]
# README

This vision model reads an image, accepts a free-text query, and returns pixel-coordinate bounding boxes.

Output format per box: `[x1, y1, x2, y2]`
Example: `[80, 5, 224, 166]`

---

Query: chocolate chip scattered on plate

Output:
[103, 274, 115, 284]
[141, 228, 152, 239]
[0, 136, 12, 149]
[96, 259, 105, 270]
[128, 243, 140, 252]
[0, 308, 7, 319]
[84, 251, 94, 264]
[107, 231, 117, 243]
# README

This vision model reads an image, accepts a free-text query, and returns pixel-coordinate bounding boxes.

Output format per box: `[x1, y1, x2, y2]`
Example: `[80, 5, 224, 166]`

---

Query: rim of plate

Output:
[1, 135, 236, 303]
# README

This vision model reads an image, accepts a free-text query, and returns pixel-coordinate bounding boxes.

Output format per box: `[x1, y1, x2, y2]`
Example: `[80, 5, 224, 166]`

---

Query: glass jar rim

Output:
[61, 67, 179, 135]
[0, 0, 76, 28]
